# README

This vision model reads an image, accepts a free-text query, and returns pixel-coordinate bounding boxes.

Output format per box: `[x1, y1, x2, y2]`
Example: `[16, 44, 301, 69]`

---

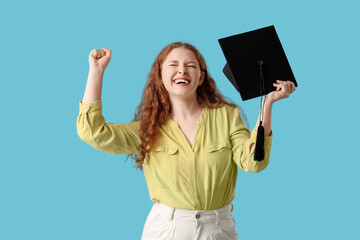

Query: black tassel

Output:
[254, 120, 265, 161]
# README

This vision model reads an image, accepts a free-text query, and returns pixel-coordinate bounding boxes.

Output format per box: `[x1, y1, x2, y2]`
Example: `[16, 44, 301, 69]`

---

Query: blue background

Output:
[1, 0, 359, 239]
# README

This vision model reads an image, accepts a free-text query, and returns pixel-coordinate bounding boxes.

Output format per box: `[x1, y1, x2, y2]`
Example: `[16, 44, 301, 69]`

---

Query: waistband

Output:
[153, 201, 234, 224]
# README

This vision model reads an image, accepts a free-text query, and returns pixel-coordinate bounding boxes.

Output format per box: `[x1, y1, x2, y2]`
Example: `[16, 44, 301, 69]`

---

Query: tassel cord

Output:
[254, 61, 266, 161]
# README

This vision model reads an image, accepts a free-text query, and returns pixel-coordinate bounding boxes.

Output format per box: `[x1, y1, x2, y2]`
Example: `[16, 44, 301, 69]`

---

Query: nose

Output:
[178, 66, 187, 74]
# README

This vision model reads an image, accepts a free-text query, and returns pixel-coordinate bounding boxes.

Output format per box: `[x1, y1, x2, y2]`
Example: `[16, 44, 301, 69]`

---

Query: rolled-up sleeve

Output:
[76, 99, 141, 155]
[229, 107, 273, 172]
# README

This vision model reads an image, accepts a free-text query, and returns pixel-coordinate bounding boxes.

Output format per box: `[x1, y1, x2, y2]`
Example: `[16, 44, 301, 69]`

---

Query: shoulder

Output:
[208, 102, 238, 115]
[129, 120, 141, 130]
[207, 103, 239, 121]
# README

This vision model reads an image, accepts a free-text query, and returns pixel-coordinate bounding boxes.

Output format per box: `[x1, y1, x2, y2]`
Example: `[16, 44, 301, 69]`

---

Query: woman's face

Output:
[161, 47, 204, 100]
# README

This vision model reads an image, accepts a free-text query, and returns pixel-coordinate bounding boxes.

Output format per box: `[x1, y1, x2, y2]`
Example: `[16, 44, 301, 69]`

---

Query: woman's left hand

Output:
[267, 80, 296, 104]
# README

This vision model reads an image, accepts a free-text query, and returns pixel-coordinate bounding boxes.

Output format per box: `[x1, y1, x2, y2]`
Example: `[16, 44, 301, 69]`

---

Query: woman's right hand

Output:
[89, 47, 112, 71]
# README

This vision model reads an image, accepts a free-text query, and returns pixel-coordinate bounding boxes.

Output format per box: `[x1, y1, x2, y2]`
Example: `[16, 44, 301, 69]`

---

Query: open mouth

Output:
[173, 79, 190, 86]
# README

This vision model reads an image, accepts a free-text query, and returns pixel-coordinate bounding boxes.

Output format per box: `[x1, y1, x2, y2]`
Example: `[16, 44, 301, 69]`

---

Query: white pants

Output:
[141, 201, 238, 240]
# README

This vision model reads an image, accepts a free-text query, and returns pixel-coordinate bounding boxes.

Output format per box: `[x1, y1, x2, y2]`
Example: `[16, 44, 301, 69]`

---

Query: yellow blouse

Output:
[77, 99, 273, 210]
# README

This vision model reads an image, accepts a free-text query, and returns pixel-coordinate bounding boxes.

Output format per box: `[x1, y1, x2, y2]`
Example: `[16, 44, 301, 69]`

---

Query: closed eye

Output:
[168, 64, 196, 68]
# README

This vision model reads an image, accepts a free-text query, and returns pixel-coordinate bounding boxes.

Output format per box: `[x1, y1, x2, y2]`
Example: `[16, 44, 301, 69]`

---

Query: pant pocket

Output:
[144, 208, 168, 228]
[211, 217, 238, 240]
[142, 208, 175, 240]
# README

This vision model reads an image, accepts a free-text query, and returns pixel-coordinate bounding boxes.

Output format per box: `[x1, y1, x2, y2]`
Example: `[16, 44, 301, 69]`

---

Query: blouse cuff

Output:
[79, 99, 102, 114]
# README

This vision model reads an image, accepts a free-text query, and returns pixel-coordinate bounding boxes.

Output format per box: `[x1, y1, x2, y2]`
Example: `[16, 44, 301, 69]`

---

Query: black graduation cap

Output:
[218, 25, 297, 161]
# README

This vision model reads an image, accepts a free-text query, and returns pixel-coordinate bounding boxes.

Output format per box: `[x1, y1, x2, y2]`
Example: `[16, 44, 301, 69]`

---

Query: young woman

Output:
[77, 42, 296, 240]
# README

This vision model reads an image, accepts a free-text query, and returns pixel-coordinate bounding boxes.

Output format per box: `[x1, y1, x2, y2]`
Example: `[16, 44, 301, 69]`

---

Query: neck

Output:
[169, 95, 202, 122]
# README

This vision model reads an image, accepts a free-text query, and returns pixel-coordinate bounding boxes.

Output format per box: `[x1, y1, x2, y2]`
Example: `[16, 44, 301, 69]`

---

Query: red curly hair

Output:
[126, 41, 248, 170]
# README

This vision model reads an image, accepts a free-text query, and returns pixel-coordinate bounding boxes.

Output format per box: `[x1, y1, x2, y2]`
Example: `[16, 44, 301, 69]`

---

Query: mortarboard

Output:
[218, 25, 298, 161]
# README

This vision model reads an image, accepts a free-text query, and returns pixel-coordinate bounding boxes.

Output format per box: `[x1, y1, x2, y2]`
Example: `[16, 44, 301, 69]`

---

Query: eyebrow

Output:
[167, 60, 198, 64]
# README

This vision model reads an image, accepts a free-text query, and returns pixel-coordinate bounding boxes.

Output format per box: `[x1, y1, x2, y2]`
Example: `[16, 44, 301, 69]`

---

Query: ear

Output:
[199, 71, 205, 86]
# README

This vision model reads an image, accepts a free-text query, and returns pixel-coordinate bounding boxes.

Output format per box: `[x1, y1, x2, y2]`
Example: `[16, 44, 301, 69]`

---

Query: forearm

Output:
[248, 97, 272, 153]
[82, 67, 105, 105]
[253, 96, 273, 137]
